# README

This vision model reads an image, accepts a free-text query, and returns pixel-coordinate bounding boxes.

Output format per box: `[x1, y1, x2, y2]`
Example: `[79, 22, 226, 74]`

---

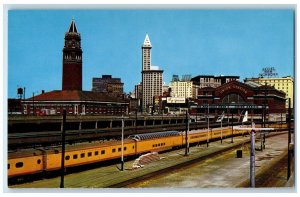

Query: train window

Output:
[101, 150, 105, 155]
[152, 144, 155, 147]
[8, 164, 10, 169]
[95, 151, 99, 156]
[158, 144, 160, 147]
[37, 159, 41, 164]
[118, 148, 121, 152]
[124, 147, 127, 151]
[16, 162, 23, 168]
[112, 149, 116, 153]
[65, 155, 70, 160]
[81, 153, 85, 158]
[88, 152, 92, 157]
[132, 145, 135, 149]
[73, 154, 78, 159]
[161, 143, 163, 146]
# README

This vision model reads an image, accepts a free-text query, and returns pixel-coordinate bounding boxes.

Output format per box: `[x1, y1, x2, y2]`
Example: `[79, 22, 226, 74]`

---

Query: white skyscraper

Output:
[141, 34, 163, 112]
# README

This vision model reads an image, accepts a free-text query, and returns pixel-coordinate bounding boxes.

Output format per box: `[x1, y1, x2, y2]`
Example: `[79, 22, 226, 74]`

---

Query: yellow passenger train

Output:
[8, 124, 286, 179]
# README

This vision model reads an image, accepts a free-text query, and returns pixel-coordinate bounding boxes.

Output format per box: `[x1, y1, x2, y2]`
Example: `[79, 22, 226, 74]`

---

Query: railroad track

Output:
[8, 121, 285, 150]
[8, 122, 237, 149]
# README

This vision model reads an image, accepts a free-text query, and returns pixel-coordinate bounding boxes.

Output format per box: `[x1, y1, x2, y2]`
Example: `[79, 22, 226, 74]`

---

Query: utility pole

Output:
[60, 110, 66, 188]
[287, 98, 291, 180]
[207, 104, 210, 147]
[264, 82, 267, 128]
[135, 108, 138, 135]
[121, 115, 124, 171]
[250, 122, 256, 188]
[32, 92, 35, 115]
[221, 115, 223, 144]
[231, 111, 234, 143]
[185, 110, 189, 156]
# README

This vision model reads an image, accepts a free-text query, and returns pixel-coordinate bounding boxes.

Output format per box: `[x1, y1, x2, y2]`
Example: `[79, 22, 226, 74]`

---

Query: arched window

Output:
[222, 93, 245, 104]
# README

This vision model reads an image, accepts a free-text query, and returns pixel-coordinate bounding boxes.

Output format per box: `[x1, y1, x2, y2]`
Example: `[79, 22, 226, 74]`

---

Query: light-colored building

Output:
[141, 34, 163, 112]
[169, 77, 193, 99]
[191, 75, 240, 88]
[244, 76, 294, 108]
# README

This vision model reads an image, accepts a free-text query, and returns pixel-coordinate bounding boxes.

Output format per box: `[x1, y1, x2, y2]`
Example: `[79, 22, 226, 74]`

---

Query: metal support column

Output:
[287, 98, 291, 180]
[60, 110, 66, 188]
[185, 111, 189, 156]
[231, 112, 234, 143]
[250, 124, 256, 188]
[121, 115, 124, 171]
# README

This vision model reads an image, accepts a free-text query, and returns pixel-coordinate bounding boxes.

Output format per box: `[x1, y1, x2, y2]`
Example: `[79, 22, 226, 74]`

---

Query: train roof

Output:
[8, 138, 135, 158]
[8, 148, 44, 159]
[128, 131, 180, 141]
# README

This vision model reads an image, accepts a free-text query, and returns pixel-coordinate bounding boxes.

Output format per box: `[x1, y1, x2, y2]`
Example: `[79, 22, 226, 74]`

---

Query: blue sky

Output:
[8, 9, 294, 98]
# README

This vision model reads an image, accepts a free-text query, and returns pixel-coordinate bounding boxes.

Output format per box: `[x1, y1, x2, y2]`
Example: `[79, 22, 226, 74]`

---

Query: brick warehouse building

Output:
[22, 19, 129, 115]
[195, 80, 286, 121]
[22, 90, 128, 115]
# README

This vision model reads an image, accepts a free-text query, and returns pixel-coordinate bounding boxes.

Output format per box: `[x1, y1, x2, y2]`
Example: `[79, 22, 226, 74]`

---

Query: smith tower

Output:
[62, 19, 83, 91]
[141, 34, 163, 112]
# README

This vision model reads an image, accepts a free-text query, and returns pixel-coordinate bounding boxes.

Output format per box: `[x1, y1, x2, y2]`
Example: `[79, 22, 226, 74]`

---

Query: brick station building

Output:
[23, 90, 128, 115]
[195, 80, 286, 120]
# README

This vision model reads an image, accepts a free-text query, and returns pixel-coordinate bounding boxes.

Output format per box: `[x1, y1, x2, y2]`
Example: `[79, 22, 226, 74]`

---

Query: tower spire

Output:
[143, 33, 152, 47]
[68, 18, 78, 33]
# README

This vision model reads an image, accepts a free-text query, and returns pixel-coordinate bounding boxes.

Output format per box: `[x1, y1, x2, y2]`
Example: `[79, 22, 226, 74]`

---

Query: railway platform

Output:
[9, 130, 293, 190]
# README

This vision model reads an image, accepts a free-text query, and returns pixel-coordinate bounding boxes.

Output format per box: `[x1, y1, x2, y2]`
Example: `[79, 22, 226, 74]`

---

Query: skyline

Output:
[8, 9, 294, 98]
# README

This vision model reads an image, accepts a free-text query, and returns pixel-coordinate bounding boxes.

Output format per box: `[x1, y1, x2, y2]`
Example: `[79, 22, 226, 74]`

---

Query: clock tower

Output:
[62, 19, 83, 91]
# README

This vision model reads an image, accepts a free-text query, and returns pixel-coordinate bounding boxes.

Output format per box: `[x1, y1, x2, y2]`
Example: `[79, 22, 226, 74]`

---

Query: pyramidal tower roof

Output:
[68, 18, 78, 33]
[143, 33, 152, 47]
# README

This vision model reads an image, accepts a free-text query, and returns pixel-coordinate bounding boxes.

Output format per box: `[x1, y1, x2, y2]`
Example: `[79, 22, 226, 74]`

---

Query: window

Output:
[65, 155, 70, 160]
[88, 152, 92, 157]
[37, 159, 41, 164]
[124, 147, 127, 151]
[95, 151, 99, 156]
[81, 153, 85, 158]
[118, 148, 121, 152]
[8, 164, 10, 169]
[73, 154, 78, 159]
[16, 162, 24, 168]
[132, 145, 135, 149]
[112, 148, 116, 153]
[101, 150, 105, 155]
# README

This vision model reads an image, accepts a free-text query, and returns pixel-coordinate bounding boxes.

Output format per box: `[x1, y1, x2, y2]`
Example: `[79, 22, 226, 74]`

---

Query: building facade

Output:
[92, 75, 124, 98]
[62, 19, 83, 91]
[244, 76, 294, 108]
[195, 80, 286, 121]
[141, 34, 163, 112]
[169, 76, 193, 99]
[22, 91, 128, 115]
[191, 75, 240, 88]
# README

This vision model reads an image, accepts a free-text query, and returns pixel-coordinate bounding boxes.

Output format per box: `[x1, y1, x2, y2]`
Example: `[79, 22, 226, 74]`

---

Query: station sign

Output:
[167, 97, 186, 104]
[194, 105, 268, 109]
